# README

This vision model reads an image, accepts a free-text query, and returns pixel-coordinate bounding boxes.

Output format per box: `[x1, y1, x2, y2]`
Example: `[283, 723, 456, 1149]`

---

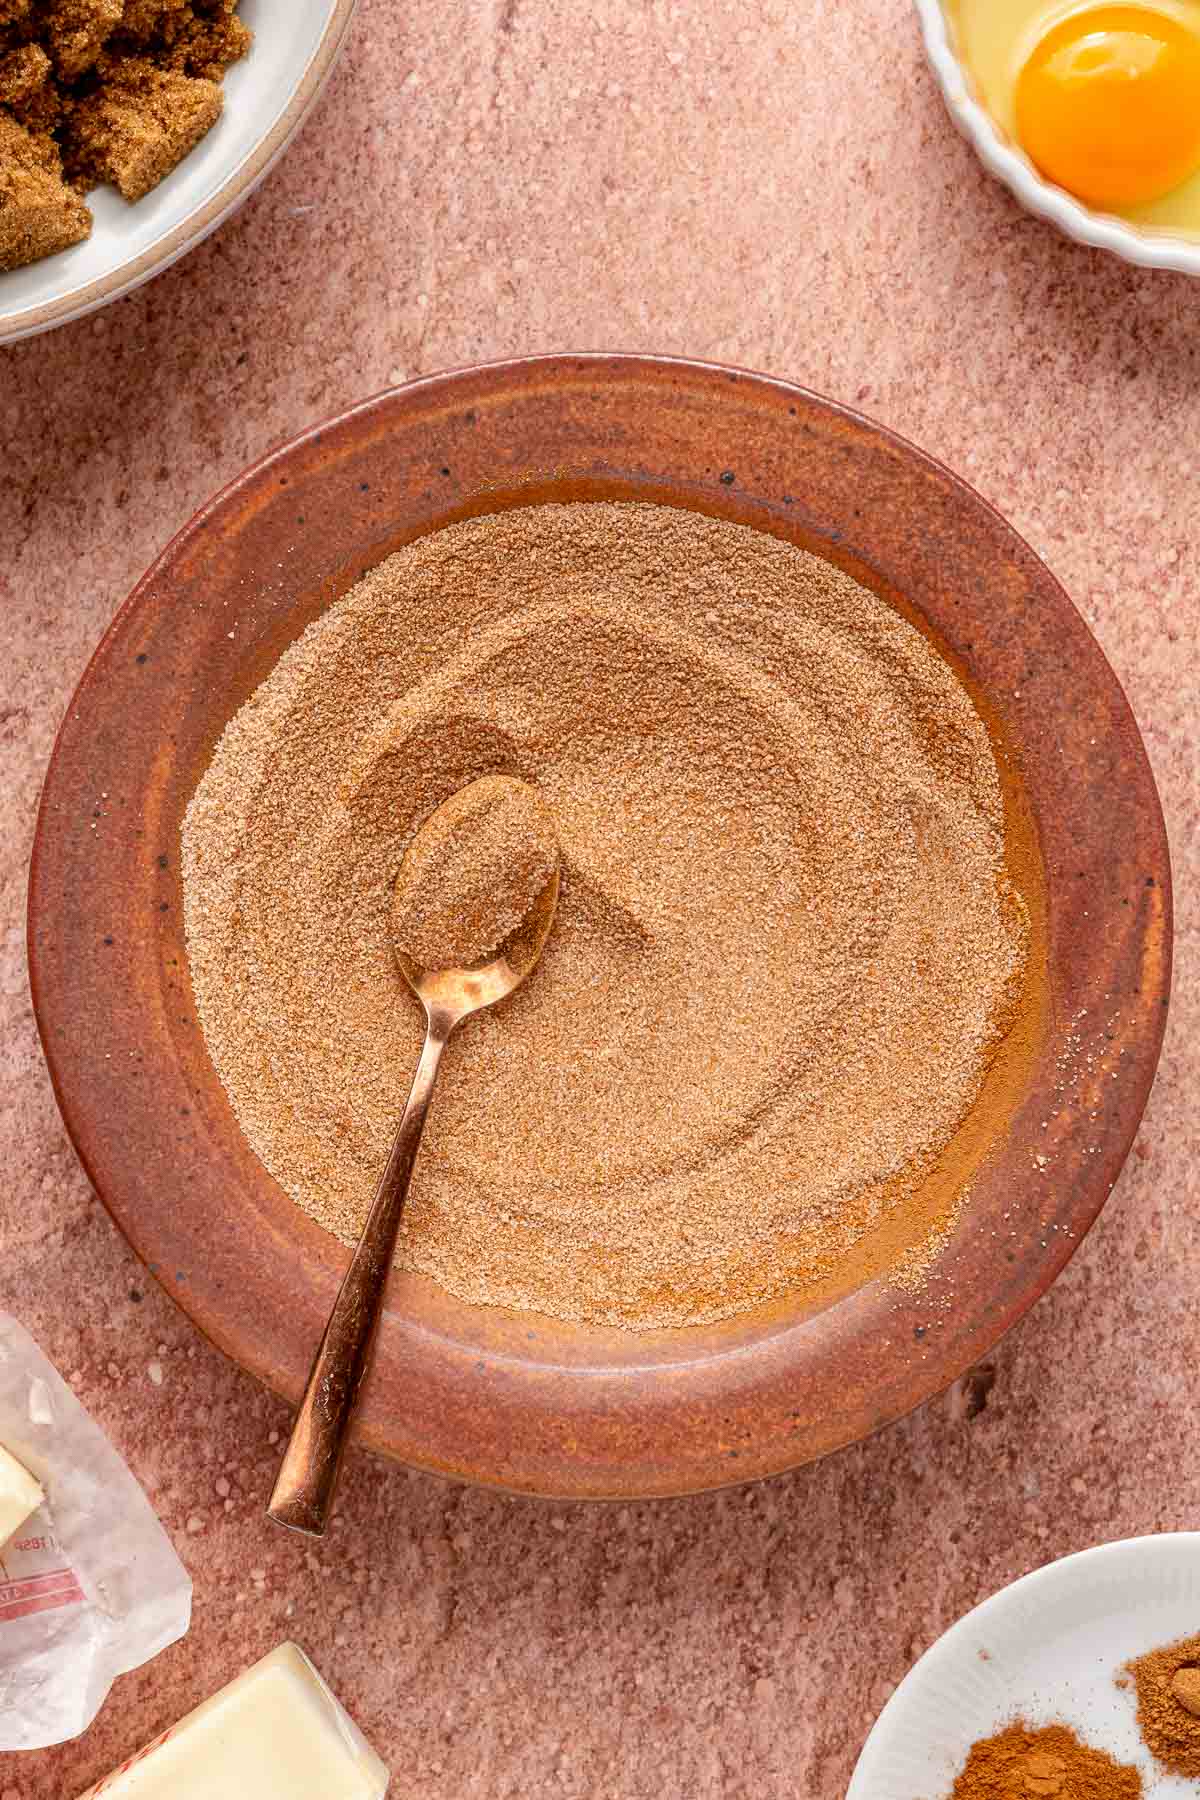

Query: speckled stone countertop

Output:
[2, 2, 1198, 1795]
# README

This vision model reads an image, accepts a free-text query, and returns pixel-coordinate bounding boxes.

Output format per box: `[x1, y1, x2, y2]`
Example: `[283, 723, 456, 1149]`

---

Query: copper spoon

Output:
[268, 866, 559, 1537]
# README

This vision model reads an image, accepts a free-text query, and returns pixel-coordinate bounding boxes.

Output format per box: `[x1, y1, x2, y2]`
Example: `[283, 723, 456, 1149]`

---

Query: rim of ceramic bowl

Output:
[914, 0, 1200, 276]
[27, 353, 1173, 1499]
[0, 0, 358, 346]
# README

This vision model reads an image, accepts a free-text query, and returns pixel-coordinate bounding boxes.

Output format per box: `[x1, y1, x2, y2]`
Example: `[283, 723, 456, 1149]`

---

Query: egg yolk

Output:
[1015, 6, 1200, 209]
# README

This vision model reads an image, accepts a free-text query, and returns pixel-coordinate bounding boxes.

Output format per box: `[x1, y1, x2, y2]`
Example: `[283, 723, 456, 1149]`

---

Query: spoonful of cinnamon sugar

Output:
[390, 775, 559, 970]
[268, 775, 559, 1536]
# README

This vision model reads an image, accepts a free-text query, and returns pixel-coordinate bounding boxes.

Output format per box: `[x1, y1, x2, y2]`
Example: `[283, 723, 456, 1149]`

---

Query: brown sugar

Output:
[181, 502, 1031, 1332]
[0, 41, 62, 139]
[947, 1721, 1141, 1799]
[68, 58, 221, 200]
[1127, 1631, 1200, 1776]
[390, 776, 559, 971]
[124, 0, 250, 81]
[0, 109, 88, 269]
[41, 0, 124, 82]
[0, 41, 51, 106]
[0, 0, 248, 269]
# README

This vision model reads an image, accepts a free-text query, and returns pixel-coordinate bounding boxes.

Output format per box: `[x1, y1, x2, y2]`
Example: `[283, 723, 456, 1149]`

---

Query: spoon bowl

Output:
[397, 867, 561, 1029]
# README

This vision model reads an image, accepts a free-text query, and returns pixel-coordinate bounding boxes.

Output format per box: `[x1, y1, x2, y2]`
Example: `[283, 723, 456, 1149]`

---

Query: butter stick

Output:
[0, 1441, 43, 1551]
[76, 1644, 389, 1798]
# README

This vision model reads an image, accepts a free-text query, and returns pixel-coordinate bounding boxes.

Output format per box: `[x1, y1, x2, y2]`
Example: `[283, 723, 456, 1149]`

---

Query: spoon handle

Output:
[267, 1020, 450, 1536]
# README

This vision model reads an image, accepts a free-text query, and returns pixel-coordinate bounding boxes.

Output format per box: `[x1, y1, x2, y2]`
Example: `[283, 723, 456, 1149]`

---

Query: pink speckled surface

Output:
[1, 2, 1197, 1795]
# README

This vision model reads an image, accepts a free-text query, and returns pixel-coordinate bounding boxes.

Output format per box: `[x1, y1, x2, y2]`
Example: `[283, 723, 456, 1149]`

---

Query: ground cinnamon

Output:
[947, 1722, 1141, 1800]
[1127, 1630, 1200, 1777]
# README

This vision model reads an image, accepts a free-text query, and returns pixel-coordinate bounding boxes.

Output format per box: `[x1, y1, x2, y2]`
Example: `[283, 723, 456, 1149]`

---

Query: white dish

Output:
[914, 0, 1200, 275]
[849, 1533, 1200, 1798]
[0, 0, 356, 345]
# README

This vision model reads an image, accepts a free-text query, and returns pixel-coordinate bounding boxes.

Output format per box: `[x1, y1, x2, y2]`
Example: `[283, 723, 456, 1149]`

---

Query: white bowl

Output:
[0, 0, 356, 345]
[849, 1533, 1200, 1799]
[915, 0, 1200, 275]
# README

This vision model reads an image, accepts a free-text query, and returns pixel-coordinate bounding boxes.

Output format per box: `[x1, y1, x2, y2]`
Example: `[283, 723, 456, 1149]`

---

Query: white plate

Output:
[0, 0, 356, 345]
[849, 1534, 1200, 1798]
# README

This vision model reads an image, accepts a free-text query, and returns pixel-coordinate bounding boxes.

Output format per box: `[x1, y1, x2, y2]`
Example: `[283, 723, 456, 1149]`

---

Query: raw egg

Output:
[951, 0, 1200, 233]
[1016, 8, 1200, 207]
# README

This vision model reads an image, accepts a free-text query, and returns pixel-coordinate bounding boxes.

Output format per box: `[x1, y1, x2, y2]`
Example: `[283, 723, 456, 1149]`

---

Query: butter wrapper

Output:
[0, 1313, 191, 1749]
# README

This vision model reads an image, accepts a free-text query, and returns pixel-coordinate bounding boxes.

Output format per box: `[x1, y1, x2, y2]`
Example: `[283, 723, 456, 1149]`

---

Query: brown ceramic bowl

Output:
[29, 355, 1171, 1499]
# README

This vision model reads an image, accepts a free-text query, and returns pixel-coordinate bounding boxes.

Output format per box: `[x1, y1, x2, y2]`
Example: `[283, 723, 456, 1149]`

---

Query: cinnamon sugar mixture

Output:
[390, 775, 558, 969]
[182, 502, 1028, 1330]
